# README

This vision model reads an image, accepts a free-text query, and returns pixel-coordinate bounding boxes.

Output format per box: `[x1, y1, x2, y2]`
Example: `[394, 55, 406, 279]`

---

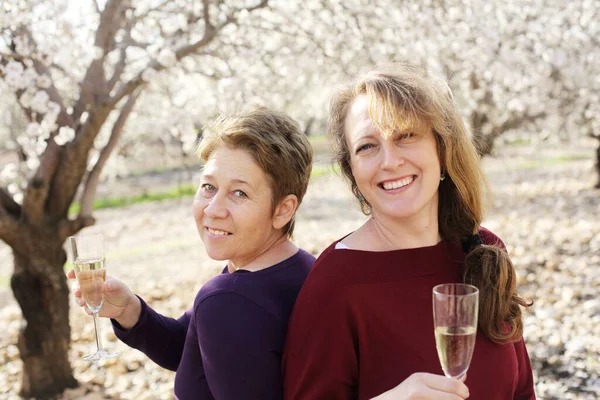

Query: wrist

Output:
[116, 295, 141, 329]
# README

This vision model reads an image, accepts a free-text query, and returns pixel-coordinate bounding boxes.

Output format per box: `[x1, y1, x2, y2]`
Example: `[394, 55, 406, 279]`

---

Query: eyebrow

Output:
[202, 174, 255, 189]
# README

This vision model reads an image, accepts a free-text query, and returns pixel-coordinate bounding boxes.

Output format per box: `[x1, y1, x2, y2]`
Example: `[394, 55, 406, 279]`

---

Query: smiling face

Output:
[344, 95, 442, 224]
[192, 147, 286, 269]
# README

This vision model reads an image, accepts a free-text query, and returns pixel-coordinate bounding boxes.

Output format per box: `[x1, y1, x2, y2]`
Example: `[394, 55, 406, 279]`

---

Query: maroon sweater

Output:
[283, 228, 535, 400]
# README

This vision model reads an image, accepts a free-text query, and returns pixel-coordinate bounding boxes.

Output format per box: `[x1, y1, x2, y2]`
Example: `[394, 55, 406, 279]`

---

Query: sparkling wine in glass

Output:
[432, 283, 479, 380]
[68, 233, 118, 361]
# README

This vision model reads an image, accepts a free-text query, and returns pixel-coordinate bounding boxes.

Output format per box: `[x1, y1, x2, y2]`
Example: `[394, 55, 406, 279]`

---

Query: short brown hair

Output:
[198, 107, 313, 236]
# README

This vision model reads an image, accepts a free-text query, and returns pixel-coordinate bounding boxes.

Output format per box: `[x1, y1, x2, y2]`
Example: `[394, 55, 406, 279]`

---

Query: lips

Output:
[379, 176, 415, 190]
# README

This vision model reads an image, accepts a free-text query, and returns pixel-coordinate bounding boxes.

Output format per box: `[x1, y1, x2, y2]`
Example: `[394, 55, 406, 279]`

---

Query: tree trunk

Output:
[10, 225, 77, 399]
[595, 141, 600, 189]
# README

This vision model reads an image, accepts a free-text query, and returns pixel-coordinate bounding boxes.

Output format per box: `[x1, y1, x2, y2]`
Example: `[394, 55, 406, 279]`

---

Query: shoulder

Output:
[478, 226, 507, 249]
[195, 291, 279, 325]
[290, 240, 366, 316]
[288, 248, 316, 276]
[194, 292, 284, 345]
[194, 272, 236, 304]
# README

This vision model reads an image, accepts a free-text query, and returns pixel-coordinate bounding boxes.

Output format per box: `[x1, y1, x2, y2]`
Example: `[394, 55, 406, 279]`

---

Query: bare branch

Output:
[107, 19, 137, 92]
[80, 90, 141, 216]
[72, 0, 129, 121]
[108, 29, 217, 109]
[203, 0, 213, 30]
[0, 210, 20, 248]
[0, 187, 20, 246]
[243, 0, 269, 13]
[58, 215, 96, 241]
[46, 106, 113, 217]
[93, 0, 101, 13]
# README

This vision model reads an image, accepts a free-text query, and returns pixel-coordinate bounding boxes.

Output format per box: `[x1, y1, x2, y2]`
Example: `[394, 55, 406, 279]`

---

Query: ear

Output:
[272, 194, 298, 230]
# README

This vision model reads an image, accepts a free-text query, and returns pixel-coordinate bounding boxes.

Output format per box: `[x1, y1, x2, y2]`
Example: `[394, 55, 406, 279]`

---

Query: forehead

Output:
[203, 147, 265, 182]
[344, 95, 429, 139]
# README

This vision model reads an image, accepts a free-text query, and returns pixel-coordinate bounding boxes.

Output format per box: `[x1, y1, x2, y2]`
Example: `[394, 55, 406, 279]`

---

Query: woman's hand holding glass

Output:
[68, 270, 141, 329]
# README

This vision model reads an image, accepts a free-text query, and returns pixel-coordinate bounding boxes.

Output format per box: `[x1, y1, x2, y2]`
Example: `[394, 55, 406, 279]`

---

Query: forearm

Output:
[113, 297, 190, 371]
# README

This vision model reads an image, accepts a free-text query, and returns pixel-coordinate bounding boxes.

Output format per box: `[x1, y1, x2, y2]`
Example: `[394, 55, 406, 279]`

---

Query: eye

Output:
[200, 183, 216, 193]
[232, 190, 247, 198]
[356, 143, 375, 154]
[397, 132, 416, 141]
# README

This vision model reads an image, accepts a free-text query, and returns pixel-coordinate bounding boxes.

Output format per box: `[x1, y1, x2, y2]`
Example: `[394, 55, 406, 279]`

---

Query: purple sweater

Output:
[112, 249, 315, 400]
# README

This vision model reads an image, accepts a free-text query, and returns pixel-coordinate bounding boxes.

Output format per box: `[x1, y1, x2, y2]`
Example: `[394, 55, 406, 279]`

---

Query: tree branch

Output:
[0, 187, 21, 218]
[6, 30, 74, 225]
[72, 0, 127, 121]
[0, 187, 20, 246]
[58, 215, 96, 242]
[0, 210, 20, 249]
[45, 106, 113, 218]
[79, 90, 141, 216]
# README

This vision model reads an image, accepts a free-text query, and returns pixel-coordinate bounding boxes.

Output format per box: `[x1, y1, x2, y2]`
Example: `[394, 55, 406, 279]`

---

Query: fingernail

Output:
[105, 282, 111, 290]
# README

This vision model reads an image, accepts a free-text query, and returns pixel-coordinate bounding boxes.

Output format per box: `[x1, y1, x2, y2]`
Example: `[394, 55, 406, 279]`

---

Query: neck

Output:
[365, 214, 440, 251]
[346, 198, 440, 251]
[227, 236, 298, 273]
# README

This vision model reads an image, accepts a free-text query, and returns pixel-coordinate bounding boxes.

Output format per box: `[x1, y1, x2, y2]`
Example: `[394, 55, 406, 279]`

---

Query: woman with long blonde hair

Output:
[283, 63, 535, 399]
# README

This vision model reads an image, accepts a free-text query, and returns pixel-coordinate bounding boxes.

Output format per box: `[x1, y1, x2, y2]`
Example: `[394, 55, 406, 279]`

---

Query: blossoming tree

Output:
[0, 0, 277, 396]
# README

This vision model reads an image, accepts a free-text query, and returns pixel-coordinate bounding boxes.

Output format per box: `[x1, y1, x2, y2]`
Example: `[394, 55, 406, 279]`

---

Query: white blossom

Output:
[21, 68, 38, 89]
[0, 164, 18, 182]
[53, 135, 69, 146]
[93, 46, 105, 60]
[26, 157, 40, 170]
[25, 122, 43, 137]
[157, 48, 178, 68]
[13, 192, 24, 205]
[46, 102, 61, 117]
[30, 91, 50, 113]
[5, 71, 26, 89]
[5, 61, 24, 75]
[142, 68, 158, 82]
[7, 183, 20, 195]
[36, 75, 52, 89]
[19, 91, 34, 108]
[53, 126, 75, 145]
[15, 35, 31, 57]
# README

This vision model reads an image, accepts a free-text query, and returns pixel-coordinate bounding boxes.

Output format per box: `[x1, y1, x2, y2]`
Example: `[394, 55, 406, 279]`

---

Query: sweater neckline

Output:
[221, 249, 306, 277]
[333, 237, 447, 254]
[327, 239, 464, 280]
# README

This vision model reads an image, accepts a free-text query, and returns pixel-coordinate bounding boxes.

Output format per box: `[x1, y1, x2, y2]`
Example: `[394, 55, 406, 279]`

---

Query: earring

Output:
[440, 171, 446, 181]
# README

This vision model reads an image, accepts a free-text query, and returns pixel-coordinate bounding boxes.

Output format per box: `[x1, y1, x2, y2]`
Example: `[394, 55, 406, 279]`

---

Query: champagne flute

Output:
[68, 233, 118, 361]
[432, 283, 479, 381]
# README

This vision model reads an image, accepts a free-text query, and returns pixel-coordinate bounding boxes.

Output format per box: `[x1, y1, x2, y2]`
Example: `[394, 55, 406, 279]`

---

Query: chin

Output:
[204, 249, 229, 261]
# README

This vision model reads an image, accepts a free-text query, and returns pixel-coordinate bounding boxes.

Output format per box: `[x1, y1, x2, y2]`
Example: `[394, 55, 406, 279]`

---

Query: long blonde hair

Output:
[328, 62, 531, 344]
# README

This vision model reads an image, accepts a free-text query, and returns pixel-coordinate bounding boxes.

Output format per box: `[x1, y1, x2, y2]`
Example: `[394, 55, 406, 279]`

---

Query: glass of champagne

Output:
[68, 233, 118, 361]
[432, 283, 479, 381]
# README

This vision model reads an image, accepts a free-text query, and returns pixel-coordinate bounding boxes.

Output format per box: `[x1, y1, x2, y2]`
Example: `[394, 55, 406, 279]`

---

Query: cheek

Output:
[192, 198, 206, 222]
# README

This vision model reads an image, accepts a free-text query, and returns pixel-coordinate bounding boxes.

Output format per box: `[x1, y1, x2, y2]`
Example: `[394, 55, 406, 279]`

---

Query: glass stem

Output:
[92, 312, 104, 353]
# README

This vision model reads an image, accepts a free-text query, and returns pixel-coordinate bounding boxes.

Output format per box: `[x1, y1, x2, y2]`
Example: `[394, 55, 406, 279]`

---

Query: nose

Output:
[203, 193, 229, 219]
[380, 142, 404, 170]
